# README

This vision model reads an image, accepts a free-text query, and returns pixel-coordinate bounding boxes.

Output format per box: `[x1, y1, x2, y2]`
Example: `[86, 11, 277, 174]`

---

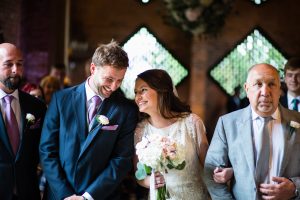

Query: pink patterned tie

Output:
[3, 95, 20, 155]
[88, 95, 101, 124]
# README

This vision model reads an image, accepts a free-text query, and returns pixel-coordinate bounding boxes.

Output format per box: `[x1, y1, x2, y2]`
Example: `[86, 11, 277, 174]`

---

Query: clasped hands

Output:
[213, 167, 296, 200]
[259, 177, 295, 200]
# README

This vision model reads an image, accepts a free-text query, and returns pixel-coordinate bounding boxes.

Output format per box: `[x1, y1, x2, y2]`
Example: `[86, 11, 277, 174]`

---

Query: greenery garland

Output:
[162, 0, 234, 36]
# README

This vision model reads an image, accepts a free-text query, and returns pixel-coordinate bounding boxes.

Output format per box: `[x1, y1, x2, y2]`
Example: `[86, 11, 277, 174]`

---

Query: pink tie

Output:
[88, 95, 101, 124]
[3, 95, 20, 155]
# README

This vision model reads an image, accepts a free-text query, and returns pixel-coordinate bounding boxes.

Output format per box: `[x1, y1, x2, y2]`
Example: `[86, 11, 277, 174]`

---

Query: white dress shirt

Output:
[85, 79, 104, 123]
[82, 79, 105, 200]
[251, 108, 284, 184]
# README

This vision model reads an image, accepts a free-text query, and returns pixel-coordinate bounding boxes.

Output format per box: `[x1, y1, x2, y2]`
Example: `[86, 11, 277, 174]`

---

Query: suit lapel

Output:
[16, 91, 27, 160]
[279, 106, 296, 176]
[78, 98, 117, 159]
[238, 106, 256, 178]
[73, 83, 88, 146]
[0, 111, 14, 158]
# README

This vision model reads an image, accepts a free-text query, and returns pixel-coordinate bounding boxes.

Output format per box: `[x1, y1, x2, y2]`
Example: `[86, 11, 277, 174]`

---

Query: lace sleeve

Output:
[134, 120, 147, 145]
[188, 113, 209, 166]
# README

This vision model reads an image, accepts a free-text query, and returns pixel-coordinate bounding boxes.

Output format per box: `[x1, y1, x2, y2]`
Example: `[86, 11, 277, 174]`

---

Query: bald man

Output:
[204, 63, 300, 200]
[0, 43, 47, 200]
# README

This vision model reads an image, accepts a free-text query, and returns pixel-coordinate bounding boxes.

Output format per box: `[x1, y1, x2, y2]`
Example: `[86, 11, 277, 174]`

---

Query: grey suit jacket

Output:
[204, 105, 300, 200]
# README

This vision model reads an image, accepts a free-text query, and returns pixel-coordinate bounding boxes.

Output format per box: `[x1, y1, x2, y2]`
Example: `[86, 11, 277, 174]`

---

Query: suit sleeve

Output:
[203, 117, 234, 200]
[85, 104, 138, 199]
[39, 92, 74, 199]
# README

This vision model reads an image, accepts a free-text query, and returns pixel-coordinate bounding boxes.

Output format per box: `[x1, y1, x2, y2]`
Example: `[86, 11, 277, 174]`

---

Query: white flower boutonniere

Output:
[96, 115, 109, 125]
[290, 121, 300, 129]
[289, 121, 300, 136]
[26, 113, 35, 124]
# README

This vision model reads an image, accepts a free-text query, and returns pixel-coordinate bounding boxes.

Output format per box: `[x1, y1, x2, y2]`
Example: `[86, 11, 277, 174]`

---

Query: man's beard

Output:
[2, 75, 22, 90]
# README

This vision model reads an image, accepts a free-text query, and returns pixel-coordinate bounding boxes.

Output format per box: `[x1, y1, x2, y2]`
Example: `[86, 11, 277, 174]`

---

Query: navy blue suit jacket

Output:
[280, 93, 288, 109]
[0, 90, 47, 200]
[40, 82, 138, 200]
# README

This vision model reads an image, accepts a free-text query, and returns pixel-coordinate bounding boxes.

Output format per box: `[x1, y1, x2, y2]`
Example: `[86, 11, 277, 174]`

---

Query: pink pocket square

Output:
[101, 125, 119, 131]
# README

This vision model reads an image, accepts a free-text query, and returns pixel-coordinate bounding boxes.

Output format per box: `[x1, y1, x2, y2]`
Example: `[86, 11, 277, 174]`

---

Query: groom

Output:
[40, 41, 138, 200]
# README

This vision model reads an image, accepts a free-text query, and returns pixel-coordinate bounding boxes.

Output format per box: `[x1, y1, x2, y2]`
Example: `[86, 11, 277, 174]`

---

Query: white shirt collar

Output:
[287, 92, 300, 107]
[251, 107, 280, 121]
[0, 89, 19, 101]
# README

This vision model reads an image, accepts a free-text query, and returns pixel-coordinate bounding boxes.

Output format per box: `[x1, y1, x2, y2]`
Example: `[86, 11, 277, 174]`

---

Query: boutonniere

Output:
[25, 113, 41, 130]
[96, 115, 109, 125]
[289, 121, 300, 136]
[26, 113, 35, 124]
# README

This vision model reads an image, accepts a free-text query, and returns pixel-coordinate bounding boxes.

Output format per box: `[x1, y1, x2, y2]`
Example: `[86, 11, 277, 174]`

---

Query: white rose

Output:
[97, 115, 109, 125]
[26, 113, 35, 123]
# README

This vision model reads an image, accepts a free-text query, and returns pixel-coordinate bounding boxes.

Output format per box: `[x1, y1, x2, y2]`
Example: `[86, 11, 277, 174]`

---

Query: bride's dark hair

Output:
[136, 69, 191, 120]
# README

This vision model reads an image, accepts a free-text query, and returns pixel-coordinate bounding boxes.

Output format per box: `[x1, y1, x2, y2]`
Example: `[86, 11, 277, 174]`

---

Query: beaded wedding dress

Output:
[134, 113, 210, 200]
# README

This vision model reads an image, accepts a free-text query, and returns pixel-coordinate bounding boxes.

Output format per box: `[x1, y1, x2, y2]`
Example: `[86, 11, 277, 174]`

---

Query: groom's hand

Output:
[259, 176, 296, 200]
[64, 195, 84, 200]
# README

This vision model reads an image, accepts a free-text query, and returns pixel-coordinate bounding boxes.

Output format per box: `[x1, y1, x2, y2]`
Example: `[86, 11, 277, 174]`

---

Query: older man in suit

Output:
[40, 41, 138, 200]
[0, 43, 47, 200]
[204, 63, 300, 200]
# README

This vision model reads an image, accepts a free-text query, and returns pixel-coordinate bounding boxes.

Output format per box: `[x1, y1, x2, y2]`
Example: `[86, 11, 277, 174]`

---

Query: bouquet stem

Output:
[150, 170, 169, 200]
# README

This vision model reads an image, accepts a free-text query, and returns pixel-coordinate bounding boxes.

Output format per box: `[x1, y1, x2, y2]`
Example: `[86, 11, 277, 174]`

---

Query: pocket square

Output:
[101, 125, 118, 131]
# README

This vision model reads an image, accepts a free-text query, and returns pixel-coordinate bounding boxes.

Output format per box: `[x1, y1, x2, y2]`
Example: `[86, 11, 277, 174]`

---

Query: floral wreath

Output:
[162, 0, 234, 36]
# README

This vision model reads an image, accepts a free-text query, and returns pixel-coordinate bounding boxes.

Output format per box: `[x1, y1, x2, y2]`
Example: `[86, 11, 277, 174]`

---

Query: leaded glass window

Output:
[209, 29, 287, 98]
[121, 27, 188, 99]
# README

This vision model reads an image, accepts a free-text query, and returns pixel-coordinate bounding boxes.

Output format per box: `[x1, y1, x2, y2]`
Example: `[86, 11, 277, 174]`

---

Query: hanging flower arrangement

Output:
[162, 0, 234, 36]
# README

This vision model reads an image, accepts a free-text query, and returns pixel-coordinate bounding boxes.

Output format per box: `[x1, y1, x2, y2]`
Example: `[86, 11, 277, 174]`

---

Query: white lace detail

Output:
[134, 113, 209, 200]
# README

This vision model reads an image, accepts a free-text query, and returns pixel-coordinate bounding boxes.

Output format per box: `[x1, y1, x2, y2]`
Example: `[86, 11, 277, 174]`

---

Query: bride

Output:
[133, 69, 210, 199]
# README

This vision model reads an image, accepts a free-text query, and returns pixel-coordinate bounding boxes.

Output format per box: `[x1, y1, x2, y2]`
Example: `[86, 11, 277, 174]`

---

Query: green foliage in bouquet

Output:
[166, 160, 186, 170]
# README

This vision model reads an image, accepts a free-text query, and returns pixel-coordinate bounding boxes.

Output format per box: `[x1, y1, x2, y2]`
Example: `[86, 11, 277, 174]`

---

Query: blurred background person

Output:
[49, 63, 71, 89]
[280, 57, 300, 111]
[39, 75, 60, 106]
[226, 85, 249, 113]
[21, 82, 44, 101]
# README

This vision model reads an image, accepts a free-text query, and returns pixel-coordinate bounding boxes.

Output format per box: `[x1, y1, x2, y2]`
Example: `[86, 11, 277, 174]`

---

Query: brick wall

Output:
[0, 0, 21, 45]
[0, 0, 66, 84]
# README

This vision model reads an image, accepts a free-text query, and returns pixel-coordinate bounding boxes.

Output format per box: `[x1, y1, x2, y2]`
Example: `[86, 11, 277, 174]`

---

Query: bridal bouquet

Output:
[135, 133, 186, 200]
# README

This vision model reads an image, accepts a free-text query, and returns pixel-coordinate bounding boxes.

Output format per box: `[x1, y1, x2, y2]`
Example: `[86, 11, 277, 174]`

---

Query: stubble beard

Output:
[2, 75, 22, 90]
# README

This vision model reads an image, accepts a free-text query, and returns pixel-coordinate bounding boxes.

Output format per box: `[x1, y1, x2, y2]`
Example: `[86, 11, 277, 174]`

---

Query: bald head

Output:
[246, 63, 280, 83]
[0, 43, 22, 56]
[0, 43, 24, 93]
[244, 63, 281, 117]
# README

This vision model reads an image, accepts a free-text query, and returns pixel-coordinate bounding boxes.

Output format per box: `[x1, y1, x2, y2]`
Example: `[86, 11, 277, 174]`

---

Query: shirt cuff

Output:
[83, 192, 94, 200]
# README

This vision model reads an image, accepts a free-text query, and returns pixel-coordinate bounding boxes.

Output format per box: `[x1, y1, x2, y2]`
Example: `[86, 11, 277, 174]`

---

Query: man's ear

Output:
[243, 83, 248, 96]
[90, 63, 96, 75]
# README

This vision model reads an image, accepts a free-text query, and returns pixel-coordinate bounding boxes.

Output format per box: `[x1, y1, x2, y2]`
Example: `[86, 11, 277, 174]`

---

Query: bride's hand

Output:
[154, 172, 165, 189]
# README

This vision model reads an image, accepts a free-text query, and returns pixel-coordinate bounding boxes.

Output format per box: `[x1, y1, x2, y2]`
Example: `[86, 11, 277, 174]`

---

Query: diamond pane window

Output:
[210, 29, 287, 98]
[251, 0, 267, 5]
[121, 27, 188, 99]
